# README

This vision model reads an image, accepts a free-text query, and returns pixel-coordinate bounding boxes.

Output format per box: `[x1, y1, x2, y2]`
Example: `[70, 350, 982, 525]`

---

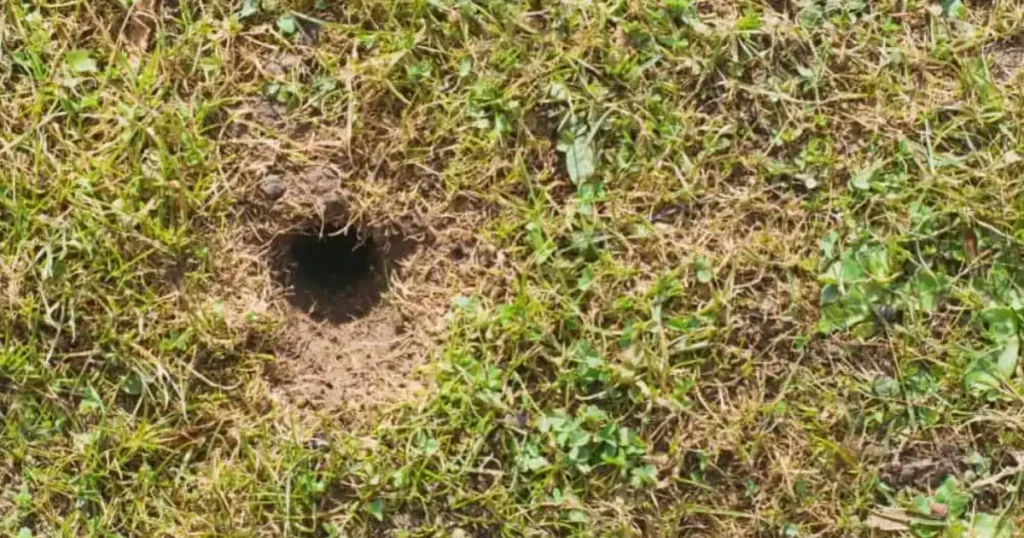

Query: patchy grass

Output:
[3, 0, 1024, 536]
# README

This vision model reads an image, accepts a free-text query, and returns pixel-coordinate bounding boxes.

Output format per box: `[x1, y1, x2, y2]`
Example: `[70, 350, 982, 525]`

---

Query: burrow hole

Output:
[271, 224, 412, 323]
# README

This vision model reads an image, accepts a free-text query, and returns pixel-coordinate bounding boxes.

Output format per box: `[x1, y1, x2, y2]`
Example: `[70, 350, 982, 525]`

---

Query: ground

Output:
[2, 0, 1024, 536]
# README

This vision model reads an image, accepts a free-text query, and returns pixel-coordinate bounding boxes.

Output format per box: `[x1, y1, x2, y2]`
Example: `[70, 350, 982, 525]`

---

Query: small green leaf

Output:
[577, 266, 595, 291]
[695, 257, 714, 284]
[238, 0, 260, 18]
[872, 376, 900, 398]
[567, 509, 588, 523]
[913, 495, 931, 516]
[458, 57, 473, 78]
[850, 169, 872, 190]
[13, 485, 31, 509]
[557, 122, 596, 184]
[121, 372, 145, 395]
[365, 499, 384, 521]
[17, 528, 32, 538]
[933, 477, 968, 518]
[914, 271, 945, 312]
[65, 49, 97, 74]
[970, 513, 1013, 538]
[939, 0, 965, 17]
[983, 308, 1017, 342]
[418, 437, 439, 455]
[630, 464, 658, 487]
[565, 139, 595, 183]
[548, 82, 570, 101]
[965, 363, 1001, 396]
[78, 386, 104, 413]
[277, 13, 298, 35]
[820, 284, 841, 305]
[519, 454, 550, 472]
[996, 336, 1019, 378]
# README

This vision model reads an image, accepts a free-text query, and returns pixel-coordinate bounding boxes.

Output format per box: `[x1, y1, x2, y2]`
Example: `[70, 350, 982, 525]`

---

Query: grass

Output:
[3, 0, 1024, 536]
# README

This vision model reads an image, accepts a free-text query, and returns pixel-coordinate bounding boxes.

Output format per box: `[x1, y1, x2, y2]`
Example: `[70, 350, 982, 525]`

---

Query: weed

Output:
[3, 0, 1024, 536]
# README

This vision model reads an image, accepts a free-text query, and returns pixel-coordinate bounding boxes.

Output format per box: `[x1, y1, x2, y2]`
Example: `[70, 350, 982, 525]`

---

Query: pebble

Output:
[260, 175, 286, 200]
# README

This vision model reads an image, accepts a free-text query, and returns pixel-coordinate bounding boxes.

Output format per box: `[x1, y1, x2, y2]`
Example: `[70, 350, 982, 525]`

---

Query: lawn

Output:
[2, 0, 1024, 536]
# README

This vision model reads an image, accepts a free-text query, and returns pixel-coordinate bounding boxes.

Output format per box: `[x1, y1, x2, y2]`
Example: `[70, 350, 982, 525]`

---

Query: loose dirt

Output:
[271, 299, 423, 410]
[266, 223, 426, 409]
[991, 44, 1024, 84]
[210, 33, 503, 413]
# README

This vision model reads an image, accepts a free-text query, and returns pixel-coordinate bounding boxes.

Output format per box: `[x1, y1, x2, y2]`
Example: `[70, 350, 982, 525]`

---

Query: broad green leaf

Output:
[996, 335, 1019, 378]
[970, 513, 1013, 538]
[65, 49, 97, 74]
[862, 246, 891, 279]
[565, 137, 595, 184]
[277, 14, 298, 35]
[817, 303, 869, 334]
[965, 364, 1001, 396]
[980, 308, 1020, 377]
[839, 255, 864, 281]
[850, 161, 881, 190]
[365, 499, 384, 521]
[121, 372, 145, 395]
[934, 477, 968, 518]
[820, 284, 841, 305]
[519, 454, 549, 471]
[557, 122, 596, 184]
[983, 308, 1017, 342]
[819, 231, 838, 259]
[914, 271, 945, 313]
[872, 376, 900, 398]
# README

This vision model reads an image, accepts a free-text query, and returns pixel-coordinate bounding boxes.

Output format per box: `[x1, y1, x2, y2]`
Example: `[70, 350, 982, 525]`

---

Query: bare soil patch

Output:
[229, 165, 497, 412]
[271, 297, 423, 410]
[266, 221, 425, 409]
[207, 41, 506, 413]
[991, 44, 1024, 84]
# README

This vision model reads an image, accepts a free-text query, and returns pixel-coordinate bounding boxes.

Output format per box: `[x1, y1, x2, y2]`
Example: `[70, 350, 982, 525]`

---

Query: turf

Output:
[3, 0, 1024, 536]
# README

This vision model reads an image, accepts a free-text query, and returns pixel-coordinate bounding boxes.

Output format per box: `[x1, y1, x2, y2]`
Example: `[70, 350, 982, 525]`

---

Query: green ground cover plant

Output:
[3, 0, 1024, 536]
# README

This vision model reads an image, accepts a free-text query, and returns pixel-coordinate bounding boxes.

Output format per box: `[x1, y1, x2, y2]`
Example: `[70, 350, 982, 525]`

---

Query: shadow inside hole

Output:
[272, 227, 409, 324]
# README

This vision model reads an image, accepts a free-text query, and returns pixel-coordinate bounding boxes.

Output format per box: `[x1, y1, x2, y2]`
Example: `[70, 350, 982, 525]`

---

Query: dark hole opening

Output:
[273, 227, 389, 323]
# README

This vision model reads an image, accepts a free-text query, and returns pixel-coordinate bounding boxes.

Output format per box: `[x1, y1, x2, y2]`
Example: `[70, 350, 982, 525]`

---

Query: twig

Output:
[970, 452, 1024, 492]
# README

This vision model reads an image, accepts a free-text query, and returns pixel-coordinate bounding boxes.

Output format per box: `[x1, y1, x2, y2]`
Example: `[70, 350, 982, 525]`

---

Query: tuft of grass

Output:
[3, 0, 1024, 536]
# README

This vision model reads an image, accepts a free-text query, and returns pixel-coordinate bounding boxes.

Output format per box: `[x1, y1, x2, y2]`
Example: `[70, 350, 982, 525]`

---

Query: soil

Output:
[255, 216, 501, 412]
[881, 442, 970, 490]
[214, 53, 503, 414]
[266, 224, 427, 409]
[271, 300, 424, 409]
[991, 44, 1024, 84]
